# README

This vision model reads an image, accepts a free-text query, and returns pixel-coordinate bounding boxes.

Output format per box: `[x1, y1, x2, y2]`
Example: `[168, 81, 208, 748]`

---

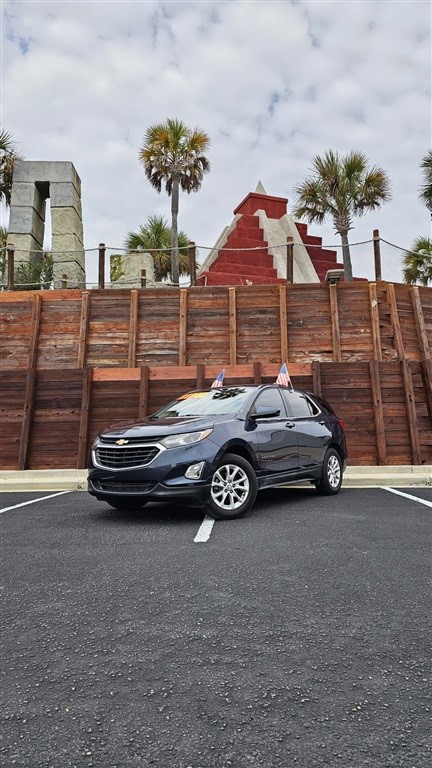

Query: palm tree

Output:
[293, 149, 391, 281]
[0, 128, 23, 206]
[139, 118, 210, 286]
[125, 214, 192, 282]
[403, 237, 432, 286]
[419, 150, 432, 215]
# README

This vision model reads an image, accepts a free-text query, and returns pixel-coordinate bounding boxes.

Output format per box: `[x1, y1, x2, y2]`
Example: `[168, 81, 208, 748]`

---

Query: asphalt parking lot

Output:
[1, 486, 431, 768]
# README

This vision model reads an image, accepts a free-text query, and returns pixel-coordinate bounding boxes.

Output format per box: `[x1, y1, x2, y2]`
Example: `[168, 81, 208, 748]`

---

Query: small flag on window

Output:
[275, 362, 292, 388]
[211, 369, 225, 388]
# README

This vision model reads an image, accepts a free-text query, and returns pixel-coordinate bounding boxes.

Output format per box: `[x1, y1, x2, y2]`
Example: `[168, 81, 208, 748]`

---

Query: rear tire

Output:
[315, 448, 342, 495]
[205, 453, 258, 520]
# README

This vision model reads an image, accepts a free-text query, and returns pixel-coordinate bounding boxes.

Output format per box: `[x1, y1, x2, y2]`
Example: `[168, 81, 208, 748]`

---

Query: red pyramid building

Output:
[196, 182, 349, 286]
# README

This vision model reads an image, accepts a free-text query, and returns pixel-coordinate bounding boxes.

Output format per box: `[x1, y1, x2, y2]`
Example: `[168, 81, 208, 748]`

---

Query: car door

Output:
[249, 387, 299, 479]
[281, 390, 331, 469]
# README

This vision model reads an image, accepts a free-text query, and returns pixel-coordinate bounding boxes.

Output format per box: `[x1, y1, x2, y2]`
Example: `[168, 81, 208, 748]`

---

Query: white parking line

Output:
[382, 487, 432, 507]
[0, 491, 72, 513]
[194, 515, 215, 542]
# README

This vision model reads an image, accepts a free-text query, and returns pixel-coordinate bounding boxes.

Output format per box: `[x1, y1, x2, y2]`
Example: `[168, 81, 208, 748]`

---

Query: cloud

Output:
[2, 0, 430, 284]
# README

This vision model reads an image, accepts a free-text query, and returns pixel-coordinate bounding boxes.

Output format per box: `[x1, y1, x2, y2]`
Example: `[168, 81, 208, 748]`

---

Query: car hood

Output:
[99, 414, 231, 440]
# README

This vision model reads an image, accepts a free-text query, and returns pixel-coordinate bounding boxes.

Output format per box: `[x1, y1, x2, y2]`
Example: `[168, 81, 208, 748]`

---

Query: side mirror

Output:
[250, 405, 281, 419]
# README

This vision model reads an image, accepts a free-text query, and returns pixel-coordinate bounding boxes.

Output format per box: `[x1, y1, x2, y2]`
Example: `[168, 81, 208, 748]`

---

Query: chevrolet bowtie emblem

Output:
[116, 439, 129, 445]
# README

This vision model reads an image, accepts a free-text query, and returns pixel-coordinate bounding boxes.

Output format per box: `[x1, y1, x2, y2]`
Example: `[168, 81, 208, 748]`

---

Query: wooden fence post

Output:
[139, 366, 150, 418]
[188, 241, 196, 286]
[286, 237, 294, 283]
[279, 284, 288, 363]
[386, 283, 405, 359]
[329, 283, 341, 361]
[369, 360, 387, 465]
[253, 362, 262, 384]
[400, 359, 422, 464]
[411, 286, 430, 360]
[373, 229, 382, 282]
[228, 287, 237, 365]
[98, 243, 105, 289]
[312, 361, 322, 396]
[7, 245, 14, 291]
[128, 289, 139, 368]
[369, 283, 382, 361]
[196, 363, 205, 389]
[179, 289, 188, 366]
[77, 368, 92, 468]
[18, 294, 41, 469]
[77, 291, 90, 368]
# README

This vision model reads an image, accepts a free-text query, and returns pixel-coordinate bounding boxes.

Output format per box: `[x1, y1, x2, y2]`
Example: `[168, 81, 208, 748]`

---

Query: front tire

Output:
[205, 453, 258, 520]
[315, 448, 342, 495]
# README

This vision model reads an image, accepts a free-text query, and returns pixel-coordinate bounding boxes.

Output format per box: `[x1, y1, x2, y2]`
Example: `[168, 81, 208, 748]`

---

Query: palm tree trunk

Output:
[340, 230, 353, 282]
[170, 177, 180, 286]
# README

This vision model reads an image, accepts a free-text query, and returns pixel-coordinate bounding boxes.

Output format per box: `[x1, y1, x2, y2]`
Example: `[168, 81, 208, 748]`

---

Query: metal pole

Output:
[140, 269, 146, 288]
[61, 274, 68, 289]
[7, 245, 14, 291]
[373, 229, 382, 282]
[286, 237, 294, 283]
[188, 241, 196, 286]
[98, 243, 106, 289]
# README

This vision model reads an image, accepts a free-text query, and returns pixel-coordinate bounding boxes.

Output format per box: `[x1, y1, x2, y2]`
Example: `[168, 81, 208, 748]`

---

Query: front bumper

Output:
[88, 439, 217, 507]
[88, 472, 211, 506]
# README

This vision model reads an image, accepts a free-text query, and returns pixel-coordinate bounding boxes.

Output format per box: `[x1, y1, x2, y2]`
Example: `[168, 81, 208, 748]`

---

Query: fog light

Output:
[185, 461, 205, 480]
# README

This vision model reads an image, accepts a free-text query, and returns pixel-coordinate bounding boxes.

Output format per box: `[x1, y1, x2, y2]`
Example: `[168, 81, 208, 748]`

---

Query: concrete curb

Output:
[1, 466, 431, 493]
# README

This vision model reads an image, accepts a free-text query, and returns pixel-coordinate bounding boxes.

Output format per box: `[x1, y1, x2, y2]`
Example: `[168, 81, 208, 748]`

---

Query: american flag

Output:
[211, 369, 225, 388]
[275, 362, 292, 388]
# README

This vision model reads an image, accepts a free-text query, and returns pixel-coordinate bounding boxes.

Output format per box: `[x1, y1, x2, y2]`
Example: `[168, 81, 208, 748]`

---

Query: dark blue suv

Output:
[88, 385, 347, 519]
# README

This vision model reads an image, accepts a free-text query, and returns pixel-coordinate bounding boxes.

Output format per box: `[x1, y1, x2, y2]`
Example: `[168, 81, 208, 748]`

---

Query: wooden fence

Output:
[1, 282, 431, 470]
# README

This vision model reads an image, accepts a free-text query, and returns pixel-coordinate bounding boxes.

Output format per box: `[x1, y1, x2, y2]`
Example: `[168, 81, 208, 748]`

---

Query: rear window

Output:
[281, 390, 320, 418]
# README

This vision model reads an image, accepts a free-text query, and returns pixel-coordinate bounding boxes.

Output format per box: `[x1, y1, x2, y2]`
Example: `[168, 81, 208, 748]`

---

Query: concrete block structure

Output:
[8, 161, 85, 288]
[108, 251, 155, 289]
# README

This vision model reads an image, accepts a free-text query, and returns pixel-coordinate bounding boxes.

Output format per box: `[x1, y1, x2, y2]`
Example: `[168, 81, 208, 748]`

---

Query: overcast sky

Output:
[2, 0, 431, 285]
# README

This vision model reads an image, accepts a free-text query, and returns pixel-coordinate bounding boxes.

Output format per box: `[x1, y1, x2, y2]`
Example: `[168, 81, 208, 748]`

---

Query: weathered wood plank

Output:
[387, 283, 405, 359]
[369, 283, 382, 361]
[411, 286, 430, 360]
[128, 289, 139, 368]
[369, 360, 387, 464]
[312, 360, 321, 396]
[228, 287, 237, 365]
[139, 366, 149, 418]
[179, 288, 188, 366]
[400, 359, 422, 464]
[329, 283, 341, 362]
[279, 284, 288, 363]
[77, 367, 91, 468]
[77, 291, 90, 368]
[28, 293, 41, 369]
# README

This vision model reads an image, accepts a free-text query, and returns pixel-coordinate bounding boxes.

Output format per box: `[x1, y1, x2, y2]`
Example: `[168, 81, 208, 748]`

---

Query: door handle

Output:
[285, 422, 295, 429]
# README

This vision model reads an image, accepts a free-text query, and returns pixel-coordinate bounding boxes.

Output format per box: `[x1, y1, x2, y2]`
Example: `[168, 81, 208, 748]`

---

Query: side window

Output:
[281, 390, 319, 418]
[250, 388, 286, 417]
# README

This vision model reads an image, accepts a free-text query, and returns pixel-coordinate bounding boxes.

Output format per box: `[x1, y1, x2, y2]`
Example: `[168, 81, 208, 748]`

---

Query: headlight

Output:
[160, 429, 213, 448]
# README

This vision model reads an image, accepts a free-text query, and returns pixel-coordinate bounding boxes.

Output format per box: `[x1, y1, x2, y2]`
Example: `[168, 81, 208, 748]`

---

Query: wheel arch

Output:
[217, 440, 257, 468]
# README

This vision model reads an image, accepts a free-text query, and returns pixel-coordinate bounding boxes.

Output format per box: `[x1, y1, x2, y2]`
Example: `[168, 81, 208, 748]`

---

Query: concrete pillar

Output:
[8, 161, 85, 288]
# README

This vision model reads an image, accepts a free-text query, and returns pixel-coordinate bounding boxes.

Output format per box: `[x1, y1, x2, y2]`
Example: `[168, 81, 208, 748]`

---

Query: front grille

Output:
[93, 479, 156, 493]
[95, 444, 160, 469]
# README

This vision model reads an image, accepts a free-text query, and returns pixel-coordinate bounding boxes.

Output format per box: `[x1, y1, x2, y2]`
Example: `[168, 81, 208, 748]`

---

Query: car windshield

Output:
[151, 387, 254, 419]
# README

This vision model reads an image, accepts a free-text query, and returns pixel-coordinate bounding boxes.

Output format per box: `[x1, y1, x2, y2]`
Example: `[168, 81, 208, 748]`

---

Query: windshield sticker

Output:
[178, 392, 207, 400]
